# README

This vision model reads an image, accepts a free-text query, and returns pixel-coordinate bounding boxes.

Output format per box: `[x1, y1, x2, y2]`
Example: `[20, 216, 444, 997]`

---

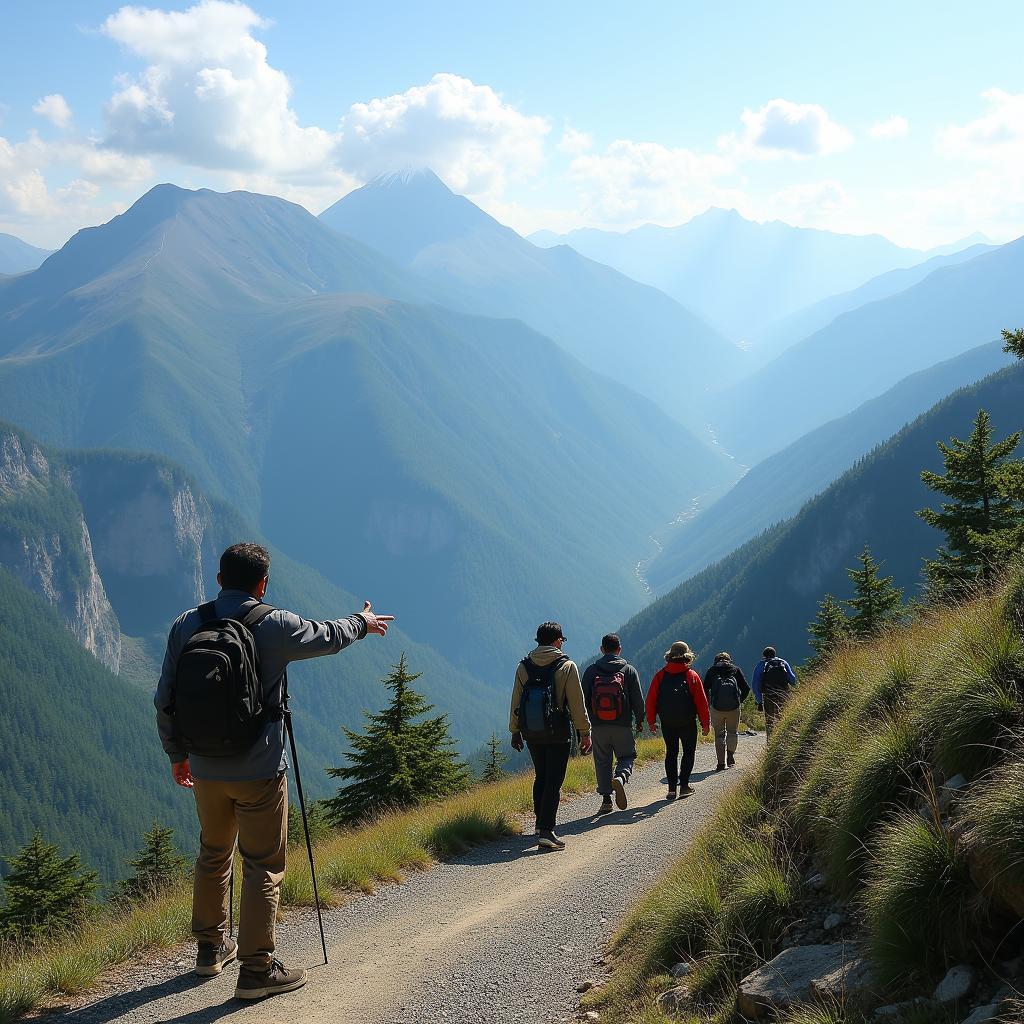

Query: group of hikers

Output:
[509, 622, 796, 850]
[154, 543, 796, 1000]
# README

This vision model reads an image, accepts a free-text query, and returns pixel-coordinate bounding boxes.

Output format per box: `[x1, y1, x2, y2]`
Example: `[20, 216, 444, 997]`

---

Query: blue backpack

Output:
[518, 656, 570, 743]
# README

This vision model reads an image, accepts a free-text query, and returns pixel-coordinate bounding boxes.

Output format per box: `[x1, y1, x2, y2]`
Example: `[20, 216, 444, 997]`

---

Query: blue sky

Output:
[3, 0, 1024, 248]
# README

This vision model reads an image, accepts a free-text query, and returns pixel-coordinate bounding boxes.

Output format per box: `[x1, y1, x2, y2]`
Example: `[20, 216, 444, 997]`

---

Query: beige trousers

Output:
[191, 774, 288, 970]
[711, 707, 741, 763]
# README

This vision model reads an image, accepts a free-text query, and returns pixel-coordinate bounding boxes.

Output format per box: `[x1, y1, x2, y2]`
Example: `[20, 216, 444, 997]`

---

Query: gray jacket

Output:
[581, 654, 645, 730]
[154, 589, 367, 781]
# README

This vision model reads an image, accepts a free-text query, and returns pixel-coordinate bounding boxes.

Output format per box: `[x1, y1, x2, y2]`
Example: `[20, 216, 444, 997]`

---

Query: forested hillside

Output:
[618, 361, 1024, 680]
[0, 566, 197, 882]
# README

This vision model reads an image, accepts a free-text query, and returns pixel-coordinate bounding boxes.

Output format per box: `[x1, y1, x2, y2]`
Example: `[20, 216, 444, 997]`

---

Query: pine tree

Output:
[808, 593, 850, 668]
[115, 821, 189, 902]
[480, 731, 507, 783]
[324, 654, 470, 824]
[917, 408, 1023, 594]
[844, 546, 904, 638]
[1, 831, 98, 940]
[1002, 327, 1024, 359]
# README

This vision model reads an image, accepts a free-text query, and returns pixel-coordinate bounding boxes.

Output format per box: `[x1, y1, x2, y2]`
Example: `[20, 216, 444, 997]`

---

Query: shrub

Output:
[864, 811, 985, 983]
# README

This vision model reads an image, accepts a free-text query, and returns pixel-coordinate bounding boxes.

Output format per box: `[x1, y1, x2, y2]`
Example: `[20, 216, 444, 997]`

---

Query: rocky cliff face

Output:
[0, 431, 122, 671]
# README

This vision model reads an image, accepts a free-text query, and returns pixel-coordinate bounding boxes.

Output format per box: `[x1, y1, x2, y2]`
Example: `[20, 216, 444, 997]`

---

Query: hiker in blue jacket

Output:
[751, 646, 797, 736]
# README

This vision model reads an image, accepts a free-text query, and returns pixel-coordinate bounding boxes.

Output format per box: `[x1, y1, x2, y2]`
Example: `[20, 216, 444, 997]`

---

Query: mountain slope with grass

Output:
[531, 208, 927, 341]
[618, 361, 1024, 679]
[593, 568, 1024, 1024]
[0, 185, 737, 678]
[713, 235, 1024, 462]
[644, 340, 1015, 595]
[320, 170, 744, 422]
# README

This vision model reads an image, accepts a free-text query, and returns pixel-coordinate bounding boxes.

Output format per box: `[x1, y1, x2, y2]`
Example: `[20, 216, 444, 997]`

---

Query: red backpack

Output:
[591, 669, 626, 722]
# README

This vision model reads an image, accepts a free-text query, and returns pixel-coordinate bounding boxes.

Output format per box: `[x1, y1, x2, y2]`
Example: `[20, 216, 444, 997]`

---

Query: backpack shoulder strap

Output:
[240, 602, 276, 629]
[198, 601, 217, 623]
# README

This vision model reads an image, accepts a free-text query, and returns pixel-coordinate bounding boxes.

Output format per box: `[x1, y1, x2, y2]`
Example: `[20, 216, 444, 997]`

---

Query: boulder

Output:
[657, 985, 690, 1016]
[810, 956, 876, 1002]
[934, 964, 977, 1004]
[737, 944, 861, 1019]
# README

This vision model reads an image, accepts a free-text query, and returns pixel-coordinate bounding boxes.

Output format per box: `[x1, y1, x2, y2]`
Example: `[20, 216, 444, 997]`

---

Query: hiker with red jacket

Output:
[581, 633, 645, 815]
[646, 641, 710, 799]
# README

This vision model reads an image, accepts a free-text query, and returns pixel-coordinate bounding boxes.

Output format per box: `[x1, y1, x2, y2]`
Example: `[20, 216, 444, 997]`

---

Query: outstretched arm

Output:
[276, 600, 393, 662]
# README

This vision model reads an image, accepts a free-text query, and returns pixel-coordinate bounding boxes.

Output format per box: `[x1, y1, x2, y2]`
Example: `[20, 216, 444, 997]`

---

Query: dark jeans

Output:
[527, 741, 571, 831]
[661, 719, 698, 788]
[763, 690, 789, 736]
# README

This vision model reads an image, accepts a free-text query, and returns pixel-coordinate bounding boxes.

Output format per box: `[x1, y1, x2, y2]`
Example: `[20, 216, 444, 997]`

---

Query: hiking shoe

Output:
[196, 937, 237, 976]
[715, 763, 726, 772]
[234, 958, 308, 1000]
[612, 775, 628, 810]
[666, 787, 677, 800]
[680, 785, 695, 797]
[597, 798, 614, 816]
[727, 753, 736, 767]
[537, 830, 566, 850]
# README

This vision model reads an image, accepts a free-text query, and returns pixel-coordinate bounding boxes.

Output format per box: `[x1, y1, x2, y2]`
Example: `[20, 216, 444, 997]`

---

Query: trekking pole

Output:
[283, 685, 329, 966]
[228, 841, 235, 937]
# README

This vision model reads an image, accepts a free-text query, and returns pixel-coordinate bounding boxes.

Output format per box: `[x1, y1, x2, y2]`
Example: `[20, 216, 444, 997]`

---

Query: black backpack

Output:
[518, 656, 570, 743]
[657, 669, 696, 726]
[761, 658, 792, 694]
[710, 665, 742, 711]
[170, 601, 277, 757]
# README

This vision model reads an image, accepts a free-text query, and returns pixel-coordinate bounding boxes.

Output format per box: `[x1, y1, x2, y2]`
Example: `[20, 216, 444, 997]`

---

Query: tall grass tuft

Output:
[825, 716, 925, 888]
[864, 811, 984, 983]
[960, 753, 1024, 900]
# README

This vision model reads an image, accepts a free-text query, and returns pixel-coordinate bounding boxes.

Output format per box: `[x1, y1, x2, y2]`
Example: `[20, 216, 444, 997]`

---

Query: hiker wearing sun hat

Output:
[645, 641, 710, 799]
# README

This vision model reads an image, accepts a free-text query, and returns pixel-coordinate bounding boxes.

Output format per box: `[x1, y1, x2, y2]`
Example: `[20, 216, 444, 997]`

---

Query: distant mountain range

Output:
[320, 170, 744, 425]
[643, 340, 1014, 594]
[0, 231, 51, 275]
[0, 183, 738, 683]
[617, 360, 1024, 681]
[712, 235, 1024, 462]
[531, 209, 930, 340]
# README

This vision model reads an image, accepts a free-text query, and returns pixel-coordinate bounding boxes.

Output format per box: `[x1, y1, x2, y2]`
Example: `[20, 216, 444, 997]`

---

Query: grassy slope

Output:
[618, 361, 1024, 680]
[593, 569, 1024, 1023]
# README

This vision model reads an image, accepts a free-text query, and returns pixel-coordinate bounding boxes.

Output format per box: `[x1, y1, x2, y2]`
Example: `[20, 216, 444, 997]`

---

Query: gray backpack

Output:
[711, 667, 741, 711]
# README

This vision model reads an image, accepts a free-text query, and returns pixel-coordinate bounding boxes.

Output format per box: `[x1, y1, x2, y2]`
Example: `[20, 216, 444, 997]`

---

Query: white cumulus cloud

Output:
[558, 125, 592, 156]
[33, 94, 73, 130]
[869, 115, 908, 140]
[101, 0, 335, 175]
[335, 73, 550, 196]
[722, 98, 852, 159]
[940, 88, 1024, 159]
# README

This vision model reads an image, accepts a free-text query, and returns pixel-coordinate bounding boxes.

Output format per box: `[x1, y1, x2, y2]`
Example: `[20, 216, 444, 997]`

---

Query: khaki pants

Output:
[711, 707, 741, 763]
[192, 774, 288, 970]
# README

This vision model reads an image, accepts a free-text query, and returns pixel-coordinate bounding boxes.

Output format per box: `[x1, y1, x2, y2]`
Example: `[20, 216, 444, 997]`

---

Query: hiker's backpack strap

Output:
[198, 601, 217, 624]
[240, 601, 276, 629]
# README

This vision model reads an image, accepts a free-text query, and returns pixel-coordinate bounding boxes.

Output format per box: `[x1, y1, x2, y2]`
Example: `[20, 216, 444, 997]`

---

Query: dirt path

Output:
[60, 735, 763, 1024]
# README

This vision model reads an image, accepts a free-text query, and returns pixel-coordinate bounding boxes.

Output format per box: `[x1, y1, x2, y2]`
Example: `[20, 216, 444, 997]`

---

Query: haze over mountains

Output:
[531, 209, 931, 340]
[0, 231, 51, 275]
[320, 170, 744, 423]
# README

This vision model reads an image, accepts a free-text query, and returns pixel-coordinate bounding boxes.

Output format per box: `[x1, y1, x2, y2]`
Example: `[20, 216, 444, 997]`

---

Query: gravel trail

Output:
[59, 735, 763, 1024]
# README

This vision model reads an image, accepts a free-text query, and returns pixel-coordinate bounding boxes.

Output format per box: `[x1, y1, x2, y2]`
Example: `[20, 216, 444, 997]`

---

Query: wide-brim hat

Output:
[665, 640, 695, 663]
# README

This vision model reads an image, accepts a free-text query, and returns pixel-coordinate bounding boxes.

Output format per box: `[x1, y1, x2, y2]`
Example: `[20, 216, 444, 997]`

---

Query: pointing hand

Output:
[361, 601, 395, 636]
